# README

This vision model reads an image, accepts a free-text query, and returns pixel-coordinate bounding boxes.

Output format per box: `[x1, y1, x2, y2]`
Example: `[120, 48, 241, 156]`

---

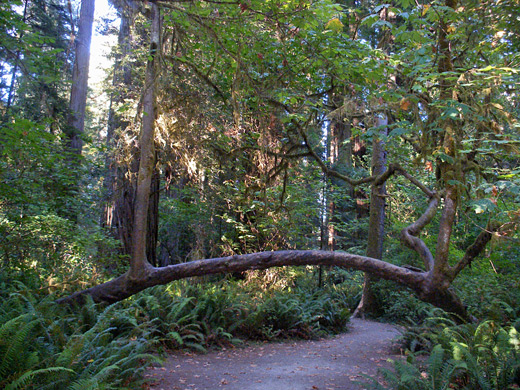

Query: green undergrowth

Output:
[0, 287, 160, 390]
[127, 279, 352, 351]
[363, 313, 520, 390]
[363, 254, 520, 390]
[0, 276, 352, 389]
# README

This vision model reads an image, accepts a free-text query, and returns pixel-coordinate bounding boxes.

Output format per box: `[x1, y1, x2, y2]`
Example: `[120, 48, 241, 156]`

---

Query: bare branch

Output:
[294, 120, 375, 186]
[400, 194, 439, 271]
[389, 164, 435, 197]
[57, 250, 427, 305]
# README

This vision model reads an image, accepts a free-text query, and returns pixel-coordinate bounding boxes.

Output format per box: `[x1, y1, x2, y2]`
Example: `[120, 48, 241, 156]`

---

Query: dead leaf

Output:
[400, 97, 411, 111]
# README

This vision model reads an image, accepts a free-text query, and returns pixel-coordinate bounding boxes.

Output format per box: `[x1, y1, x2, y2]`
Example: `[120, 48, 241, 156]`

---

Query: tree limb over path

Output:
[58, 250, 423, 303]
[57, 248, 470, 320]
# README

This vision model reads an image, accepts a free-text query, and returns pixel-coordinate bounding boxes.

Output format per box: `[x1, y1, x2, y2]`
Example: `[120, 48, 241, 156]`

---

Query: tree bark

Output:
[66, 0, 95, 153]
[57, 249, 426, 303]
[354, 116, 388, 318]
[56, 247, 471, 320]
[130, 1, 161, 276]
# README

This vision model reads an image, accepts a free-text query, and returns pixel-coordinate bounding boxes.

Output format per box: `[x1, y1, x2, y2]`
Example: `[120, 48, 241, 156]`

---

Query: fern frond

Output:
[67, 377, 100, 390]
[5, 367, 74, 390]
[0, 314, 38, 377]
[428, 345, 446, 388]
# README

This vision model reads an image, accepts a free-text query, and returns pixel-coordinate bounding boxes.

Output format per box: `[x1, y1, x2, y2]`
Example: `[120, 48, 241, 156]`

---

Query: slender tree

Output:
[354, 116, 388, 318]
[125, 0, 161, 277]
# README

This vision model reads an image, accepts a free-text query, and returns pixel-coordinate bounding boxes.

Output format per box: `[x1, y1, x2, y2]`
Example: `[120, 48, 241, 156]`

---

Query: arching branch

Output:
[56, 250, 427, 305]
[449, 220, 499, 280]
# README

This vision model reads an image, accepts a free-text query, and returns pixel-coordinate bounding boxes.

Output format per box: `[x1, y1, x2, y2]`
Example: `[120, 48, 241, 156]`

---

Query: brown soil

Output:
[145, 318, 402, 390]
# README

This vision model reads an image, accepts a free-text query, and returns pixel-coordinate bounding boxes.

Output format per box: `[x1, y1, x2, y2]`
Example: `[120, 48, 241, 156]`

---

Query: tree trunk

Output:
[56, 248, 470, 321]
[101, 3, 135, 232]
[58, 249, 426, 303]
[321, 95, 354, 286]
[129, 1, 161, 277]
[101, 1, 160, 267]
[354, 116, 388, 318]
[147, 165, 160, 267]
[66, 0, 95, 154]
[327, 116, 350, 250]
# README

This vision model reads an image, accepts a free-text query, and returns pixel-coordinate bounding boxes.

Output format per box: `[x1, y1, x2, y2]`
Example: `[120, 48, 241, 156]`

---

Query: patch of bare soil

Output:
[145, 318, 402, 390]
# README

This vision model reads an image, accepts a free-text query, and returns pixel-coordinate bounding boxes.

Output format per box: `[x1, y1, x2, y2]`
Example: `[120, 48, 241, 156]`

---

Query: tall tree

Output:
[101, 0, 161, 266]
[129, 0, 160, 276]
[66, 0, 94, 153]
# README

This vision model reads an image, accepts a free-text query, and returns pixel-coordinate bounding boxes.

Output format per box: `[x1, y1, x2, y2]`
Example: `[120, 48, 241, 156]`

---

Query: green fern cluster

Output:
[0, 288, 159, 390]
[237, 286, 351, 340]
[362, 345, 468, 390]
[126, 281, 351, 350]
[365, 315, 520, 390]
[0, 277, 354, 389]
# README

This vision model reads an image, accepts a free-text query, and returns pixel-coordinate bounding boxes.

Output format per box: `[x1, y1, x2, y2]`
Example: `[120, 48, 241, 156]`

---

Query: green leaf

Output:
[388, 127, 410, 137]
[471, 199, 497, 214]
[436, 152, 455, 164]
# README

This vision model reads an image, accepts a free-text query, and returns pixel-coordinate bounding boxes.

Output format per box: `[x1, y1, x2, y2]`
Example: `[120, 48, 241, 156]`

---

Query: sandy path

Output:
[146, 319, 402, 390]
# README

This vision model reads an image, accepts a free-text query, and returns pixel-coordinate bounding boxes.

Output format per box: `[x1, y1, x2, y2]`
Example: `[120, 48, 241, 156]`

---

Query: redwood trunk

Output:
[67, 0, 95, 153]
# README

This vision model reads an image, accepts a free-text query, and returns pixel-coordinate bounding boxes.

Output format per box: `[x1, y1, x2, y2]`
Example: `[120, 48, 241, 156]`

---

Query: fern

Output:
[0, 314, 39, 378]
[5, 366, 74, 390]
[67, 377, 101, 390]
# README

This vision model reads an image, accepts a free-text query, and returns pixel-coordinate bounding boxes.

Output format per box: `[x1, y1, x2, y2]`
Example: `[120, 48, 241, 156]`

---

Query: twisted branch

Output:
[400, 194, 439, 271]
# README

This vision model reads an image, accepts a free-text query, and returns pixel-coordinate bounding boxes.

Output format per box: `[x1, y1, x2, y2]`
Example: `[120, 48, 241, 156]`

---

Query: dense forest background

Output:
[1, 0, 519, 388]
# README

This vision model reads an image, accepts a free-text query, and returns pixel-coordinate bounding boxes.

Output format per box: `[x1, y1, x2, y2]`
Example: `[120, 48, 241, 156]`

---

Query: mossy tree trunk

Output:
[354, 116, 388, 318]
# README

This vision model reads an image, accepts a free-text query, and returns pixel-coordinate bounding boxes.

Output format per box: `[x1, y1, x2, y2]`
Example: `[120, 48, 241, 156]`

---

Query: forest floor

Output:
[145, 318, 403, 390]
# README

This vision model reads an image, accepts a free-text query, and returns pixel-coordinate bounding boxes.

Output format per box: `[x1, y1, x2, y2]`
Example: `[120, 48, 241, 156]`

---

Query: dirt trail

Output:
[146, 319, 402, 390]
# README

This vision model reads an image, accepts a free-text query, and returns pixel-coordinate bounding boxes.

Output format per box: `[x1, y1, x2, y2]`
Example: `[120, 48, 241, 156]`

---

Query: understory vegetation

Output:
[363, 249, 520, 389]
[0, 271, 355, 389]
[2, 230, 519, 389]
